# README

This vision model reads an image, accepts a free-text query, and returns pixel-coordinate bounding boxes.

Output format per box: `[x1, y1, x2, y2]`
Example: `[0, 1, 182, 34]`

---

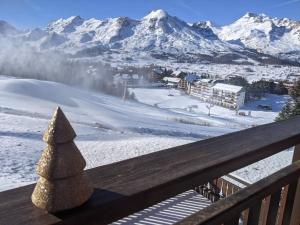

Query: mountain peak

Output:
[243, 12, 258, 18]
[143, 9, 169, 20]
[66, 15, 84, 23]
[242, 12, 270, 20]
[193, 20, 216, 29]
[48, 15, 84, 33]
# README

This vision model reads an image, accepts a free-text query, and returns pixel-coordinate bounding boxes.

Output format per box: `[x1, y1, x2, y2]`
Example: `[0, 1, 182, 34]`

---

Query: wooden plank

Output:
[282, 181, 299, 225]
[290, 144, 300, 225]
[260, 197, 270, 225]
[265, 190, 281, 225]
[276, 185, 288, 225]
[2, 117, 300, 225]
[175, 161, 300, 225]
[226, 174, 251, 187]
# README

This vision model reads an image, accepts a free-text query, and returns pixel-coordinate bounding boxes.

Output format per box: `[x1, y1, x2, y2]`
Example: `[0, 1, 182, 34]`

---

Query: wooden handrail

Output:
[175, 161, 300, 225]
[225, 174, 251, 187]
[2, 116, 300, 225]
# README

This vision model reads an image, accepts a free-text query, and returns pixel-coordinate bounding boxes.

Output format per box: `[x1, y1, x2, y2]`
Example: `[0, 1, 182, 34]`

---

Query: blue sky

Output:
[1, 0, 300, 28]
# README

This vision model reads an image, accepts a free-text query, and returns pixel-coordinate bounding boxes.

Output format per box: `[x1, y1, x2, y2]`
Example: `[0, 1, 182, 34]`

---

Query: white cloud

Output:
[176, 0, 203, 18]
[274, 0, 300, 7]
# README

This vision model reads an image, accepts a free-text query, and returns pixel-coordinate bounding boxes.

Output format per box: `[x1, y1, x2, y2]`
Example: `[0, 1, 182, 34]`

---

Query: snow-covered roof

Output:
[213, 83, 244, 93]
[200, 79, 212, 83]
[173, 71, 183, 76]
[163, 77, 181, 83]
[132, 74, 139, 79]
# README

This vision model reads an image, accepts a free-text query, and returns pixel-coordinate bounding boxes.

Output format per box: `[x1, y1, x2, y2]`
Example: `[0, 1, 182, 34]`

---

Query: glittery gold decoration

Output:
[32, 107, 93, 213]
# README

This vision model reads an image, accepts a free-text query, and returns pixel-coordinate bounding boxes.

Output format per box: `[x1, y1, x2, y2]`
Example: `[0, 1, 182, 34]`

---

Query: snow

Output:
[0, 80, 294, 191]
[143, 9, 168, 20]
[0, 76, 234, 191]
[213, 83, 243, 93]
[2, 10, 300, 68]
[130, 88, 287, 129]
[216, 12, 300, 57]
[163, 77, 181, 83]
[130, 87, 294, 183]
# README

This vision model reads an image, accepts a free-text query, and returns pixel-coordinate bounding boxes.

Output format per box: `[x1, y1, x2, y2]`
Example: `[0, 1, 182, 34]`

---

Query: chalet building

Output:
[177, 73, 198, 91]
[183, 73, 200, 93]
[172, 70, 187, 78]
[163, 77, 181, 88]
[287, 73, 300, 82]
[212, 83, 246, 109]
[178, 78, 188, 90]
[283, 82, 294, 94]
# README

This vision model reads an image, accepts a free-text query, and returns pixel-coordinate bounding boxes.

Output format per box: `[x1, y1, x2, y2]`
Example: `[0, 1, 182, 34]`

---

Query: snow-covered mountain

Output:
[28, 10, 239, 56]
[0, 20, 18, 36]
[1, 10, 300, 65]
[215, 13, 300, 60]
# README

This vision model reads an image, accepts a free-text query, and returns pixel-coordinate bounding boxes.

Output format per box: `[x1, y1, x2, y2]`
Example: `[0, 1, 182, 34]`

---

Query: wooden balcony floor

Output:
[113, 190, 211, 225]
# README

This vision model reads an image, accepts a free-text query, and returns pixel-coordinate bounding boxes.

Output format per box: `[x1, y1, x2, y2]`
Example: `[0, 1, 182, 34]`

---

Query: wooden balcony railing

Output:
[176, 160, 300, 225]
[1, 115, 300, 225]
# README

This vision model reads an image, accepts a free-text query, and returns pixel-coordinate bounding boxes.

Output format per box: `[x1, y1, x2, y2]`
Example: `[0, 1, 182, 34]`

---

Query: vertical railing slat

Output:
[266, 190, 281, 225]
[260, 197, 270, 225]
[290, 144, 300, 225]
[276, 186, 288, 225]
[282, 180, 299, 225]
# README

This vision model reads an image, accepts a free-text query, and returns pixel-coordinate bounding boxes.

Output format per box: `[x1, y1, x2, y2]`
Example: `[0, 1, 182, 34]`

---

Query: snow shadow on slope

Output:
[0, 131, 42, 140]
[0, 79, 79, 107]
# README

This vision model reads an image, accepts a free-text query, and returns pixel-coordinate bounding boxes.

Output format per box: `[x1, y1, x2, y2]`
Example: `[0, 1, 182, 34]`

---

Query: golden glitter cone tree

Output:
[32, 107, 93, 213]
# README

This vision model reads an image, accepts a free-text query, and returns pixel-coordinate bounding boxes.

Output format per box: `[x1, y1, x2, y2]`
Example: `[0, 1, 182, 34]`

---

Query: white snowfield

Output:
[0, 76, 293, 191]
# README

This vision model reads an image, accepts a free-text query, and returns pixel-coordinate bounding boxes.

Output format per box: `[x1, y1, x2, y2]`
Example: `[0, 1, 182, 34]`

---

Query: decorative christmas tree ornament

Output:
[32, 107, 93, 213]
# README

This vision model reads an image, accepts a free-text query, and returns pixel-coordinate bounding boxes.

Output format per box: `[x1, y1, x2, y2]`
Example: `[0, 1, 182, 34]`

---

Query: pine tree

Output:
[31, 107, 93, 213]
[276, 80, 300, 121]
[276, 99, 294, 121]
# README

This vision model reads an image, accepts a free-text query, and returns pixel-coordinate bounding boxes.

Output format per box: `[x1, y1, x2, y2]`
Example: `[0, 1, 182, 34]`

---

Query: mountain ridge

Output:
[1, 10, 300, 65]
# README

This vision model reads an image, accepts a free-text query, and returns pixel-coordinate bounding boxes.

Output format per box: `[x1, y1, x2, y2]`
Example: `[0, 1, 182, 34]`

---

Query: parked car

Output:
[257, 104, 272, 110]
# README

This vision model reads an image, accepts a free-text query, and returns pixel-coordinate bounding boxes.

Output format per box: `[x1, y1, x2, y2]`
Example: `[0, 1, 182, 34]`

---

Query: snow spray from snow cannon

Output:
[31, 107, 93, 213]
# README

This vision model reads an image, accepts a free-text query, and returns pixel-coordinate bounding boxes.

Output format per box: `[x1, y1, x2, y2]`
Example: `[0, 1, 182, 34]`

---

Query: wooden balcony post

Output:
[290, 144, 300, 225]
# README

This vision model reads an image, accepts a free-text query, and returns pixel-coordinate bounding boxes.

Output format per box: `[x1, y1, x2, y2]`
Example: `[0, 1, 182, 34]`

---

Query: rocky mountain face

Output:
[1, 10, 300, 65]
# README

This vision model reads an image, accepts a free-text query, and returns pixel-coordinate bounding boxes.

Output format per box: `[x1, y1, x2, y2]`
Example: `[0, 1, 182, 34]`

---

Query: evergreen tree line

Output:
[224, 77, 288, 102]
[276, 80, 300, 121]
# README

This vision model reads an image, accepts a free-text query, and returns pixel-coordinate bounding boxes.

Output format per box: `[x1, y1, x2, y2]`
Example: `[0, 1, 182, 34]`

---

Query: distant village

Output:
[112, 66, 290, 110]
